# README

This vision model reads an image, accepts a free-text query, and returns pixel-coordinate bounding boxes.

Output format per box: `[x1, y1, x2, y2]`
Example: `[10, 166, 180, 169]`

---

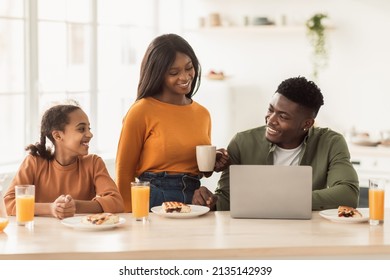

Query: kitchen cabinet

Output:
[195, 80, 233, 190]
[349, 144, 390, 207]
[195, 79, 266, 190]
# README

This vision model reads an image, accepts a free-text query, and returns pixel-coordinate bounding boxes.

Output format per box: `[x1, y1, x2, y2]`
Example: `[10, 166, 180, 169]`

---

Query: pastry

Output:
[337, 206, 362, 218]
[162, 201, 191, 213]
[81, 213, 120, 225]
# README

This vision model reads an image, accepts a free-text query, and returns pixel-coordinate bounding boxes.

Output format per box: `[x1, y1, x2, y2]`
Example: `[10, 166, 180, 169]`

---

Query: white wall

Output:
[154, 0, 390, 190]
[175, 0, 390, 141]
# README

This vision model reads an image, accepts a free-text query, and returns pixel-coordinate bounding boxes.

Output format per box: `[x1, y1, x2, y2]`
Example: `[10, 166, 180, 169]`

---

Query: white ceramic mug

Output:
[196, 145, 216, 172]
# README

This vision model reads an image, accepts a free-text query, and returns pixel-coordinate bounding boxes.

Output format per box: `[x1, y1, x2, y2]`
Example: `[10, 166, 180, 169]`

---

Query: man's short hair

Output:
[276, 76, 324, 117]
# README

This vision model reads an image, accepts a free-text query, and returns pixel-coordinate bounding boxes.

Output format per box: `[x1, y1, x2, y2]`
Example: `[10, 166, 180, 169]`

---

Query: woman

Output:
[116, 34, 228, 212]
[5, 102, 124, 219]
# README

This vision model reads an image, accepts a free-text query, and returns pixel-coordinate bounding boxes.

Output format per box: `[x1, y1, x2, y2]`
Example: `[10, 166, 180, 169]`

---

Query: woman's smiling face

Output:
[162, 52, 195, 98]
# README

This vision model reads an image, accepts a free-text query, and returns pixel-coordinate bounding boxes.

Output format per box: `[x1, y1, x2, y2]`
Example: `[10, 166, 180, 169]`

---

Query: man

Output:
[192, 76, 359, 211]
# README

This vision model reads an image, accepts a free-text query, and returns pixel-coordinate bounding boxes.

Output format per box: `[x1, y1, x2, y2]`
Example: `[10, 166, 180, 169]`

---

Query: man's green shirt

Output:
[215, 126, 360, 211]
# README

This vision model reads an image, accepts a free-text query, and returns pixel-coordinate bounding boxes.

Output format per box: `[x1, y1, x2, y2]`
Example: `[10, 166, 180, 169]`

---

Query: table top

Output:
[1, 209, 390, 260]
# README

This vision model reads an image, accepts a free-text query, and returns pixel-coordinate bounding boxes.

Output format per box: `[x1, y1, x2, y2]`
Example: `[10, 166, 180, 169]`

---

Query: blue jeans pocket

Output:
[139, 172, 200, 209]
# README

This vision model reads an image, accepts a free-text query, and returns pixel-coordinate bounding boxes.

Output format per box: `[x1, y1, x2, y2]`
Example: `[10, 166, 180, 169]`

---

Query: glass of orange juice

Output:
[131, 181, 150, 222]
[369, 179, 386, 226]
[15, 185, 35, 228]
[0, 185, 9, 233]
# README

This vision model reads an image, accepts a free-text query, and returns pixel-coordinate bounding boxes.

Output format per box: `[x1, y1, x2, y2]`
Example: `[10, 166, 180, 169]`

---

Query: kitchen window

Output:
[0, 0, 156, 168]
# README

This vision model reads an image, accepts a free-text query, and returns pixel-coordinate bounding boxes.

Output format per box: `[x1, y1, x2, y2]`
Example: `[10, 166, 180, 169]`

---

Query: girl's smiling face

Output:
[53, 109, 93, 164]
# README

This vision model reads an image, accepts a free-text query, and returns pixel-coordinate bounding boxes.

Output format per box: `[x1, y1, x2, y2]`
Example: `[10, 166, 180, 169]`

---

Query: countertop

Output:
[1, 210, 390, 260]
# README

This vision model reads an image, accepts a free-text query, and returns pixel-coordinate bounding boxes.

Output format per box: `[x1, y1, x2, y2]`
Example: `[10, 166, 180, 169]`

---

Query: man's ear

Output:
[304, 118, 315, 130]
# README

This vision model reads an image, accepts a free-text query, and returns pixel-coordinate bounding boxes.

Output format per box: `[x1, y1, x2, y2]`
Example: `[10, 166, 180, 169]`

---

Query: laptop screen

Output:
[230, 165, 312, 219]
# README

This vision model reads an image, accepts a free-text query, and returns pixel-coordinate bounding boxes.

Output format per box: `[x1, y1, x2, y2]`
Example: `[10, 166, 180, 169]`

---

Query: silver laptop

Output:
[230, 165, 312, 219]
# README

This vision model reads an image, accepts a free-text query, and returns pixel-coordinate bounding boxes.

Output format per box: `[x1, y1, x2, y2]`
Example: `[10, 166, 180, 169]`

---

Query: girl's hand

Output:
[51, 195, 76, 219]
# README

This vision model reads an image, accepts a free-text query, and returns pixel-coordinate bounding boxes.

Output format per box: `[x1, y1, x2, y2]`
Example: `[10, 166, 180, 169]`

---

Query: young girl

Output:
[4, 103, 124, 219]
[115, 33, 229, 212]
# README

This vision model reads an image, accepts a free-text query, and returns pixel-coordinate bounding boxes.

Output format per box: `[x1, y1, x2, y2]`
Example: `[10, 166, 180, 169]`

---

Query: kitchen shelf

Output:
[185, 25, 305, 33]
[184, 25, 335, 34]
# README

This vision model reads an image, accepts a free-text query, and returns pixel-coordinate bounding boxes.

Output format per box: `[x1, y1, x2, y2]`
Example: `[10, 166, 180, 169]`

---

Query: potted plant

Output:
[306, 13, 328, 79]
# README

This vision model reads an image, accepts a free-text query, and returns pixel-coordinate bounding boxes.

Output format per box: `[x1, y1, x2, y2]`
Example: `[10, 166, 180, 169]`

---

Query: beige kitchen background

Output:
[1, 0, 390, 200]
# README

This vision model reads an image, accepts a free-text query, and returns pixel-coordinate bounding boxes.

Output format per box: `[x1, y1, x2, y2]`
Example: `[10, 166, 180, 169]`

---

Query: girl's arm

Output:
[35, 195, 78, 219]
[93, 156, 125, 213]
[74, 199, 103, 214]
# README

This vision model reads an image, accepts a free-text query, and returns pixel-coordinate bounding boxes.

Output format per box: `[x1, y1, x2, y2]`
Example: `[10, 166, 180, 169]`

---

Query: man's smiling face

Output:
[265, 93, 314, 149]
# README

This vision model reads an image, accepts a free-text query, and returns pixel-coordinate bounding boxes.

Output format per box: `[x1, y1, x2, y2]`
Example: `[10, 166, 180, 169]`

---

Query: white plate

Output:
[61, 216, 126, 230]
[319, 208, 369, 223]
[151, 205, 210, 218]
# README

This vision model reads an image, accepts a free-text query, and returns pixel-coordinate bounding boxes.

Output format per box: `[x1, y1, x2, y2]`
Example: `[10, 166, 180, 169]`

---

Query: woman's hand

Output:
[51, 195, 76, 219]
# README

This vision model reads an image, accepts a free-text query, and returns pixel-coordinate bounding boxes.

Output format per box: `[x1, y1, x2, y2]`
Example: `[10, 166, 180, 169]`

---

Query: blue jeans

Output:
[138, 172, 201, 209]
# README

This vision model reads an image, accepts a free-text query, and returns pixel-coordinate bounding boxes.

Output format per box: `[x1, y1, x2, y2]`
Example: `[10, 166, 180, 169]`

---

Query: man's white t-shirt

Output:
[273, 143, 303, 166]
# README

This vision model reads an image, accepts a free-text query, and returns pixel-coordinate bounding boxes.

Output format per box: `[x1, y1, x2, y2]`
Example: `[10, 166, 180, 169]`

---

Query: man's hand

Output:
[215, 148, 229, 172]
[192, 186, 218, 210]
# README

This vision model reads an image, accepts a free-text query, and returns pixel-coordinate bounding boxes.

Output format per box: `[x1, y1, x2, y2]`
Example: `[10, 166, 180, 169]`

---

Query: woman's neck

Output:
[153, 93, 191, 105]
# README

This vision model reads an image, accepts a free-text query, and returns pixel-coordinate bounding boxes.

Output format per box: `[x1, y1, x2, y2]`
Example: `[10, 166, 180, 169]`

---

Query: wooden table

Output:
[1, 210, 390, 260]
